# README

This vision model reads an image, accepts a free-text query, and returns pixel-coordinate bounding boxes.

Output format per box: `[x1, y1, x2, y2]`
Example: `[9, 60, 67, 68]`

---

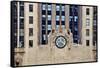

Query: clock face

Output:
[55, 36, 67, 48]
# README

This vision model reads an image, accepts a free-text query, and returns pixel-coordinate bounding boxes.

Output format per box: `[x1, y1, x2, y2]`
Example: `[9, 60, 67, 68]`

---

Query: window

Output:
[61, 5, 65, 11]
[48, 25, 52, 30]
[19, 29, 24, 36]
[20, 18, 24, 24]
[61, 16, 65, 21]
[86, 8, 90, 15]
[56, 15, 60, 21]
[56, 5, 60, 11]
[48, 15, 51, 20]
[86, 29, 89, 36]
[48, 4, 52, 11]
[74, 16, 78, 22]
[29, 16, 33, 24]
[29, 4, 33, 12]
[29, 40, 33, 47]
[42, 4, 46, 10]
[43, 34, 46, 40]
[86, 40, 89, 46]
[69, 16, 73, 21]
[29, 28, 33, 36]
[86, 18, 90, 26]
[20, 6, 24, 17]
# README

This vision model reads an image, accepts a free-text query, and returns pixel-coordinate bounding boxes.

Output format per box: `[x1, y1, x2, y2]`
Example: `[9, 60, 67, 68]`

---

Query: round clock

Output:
[55, 36, 67, 48]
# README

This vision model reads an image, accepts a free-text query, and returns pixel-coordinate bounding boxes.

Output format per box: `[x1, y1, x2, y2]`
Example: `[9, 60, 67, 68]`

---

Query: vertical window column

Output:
[41, 4, 47, 44]
[19, 2, 24, 47]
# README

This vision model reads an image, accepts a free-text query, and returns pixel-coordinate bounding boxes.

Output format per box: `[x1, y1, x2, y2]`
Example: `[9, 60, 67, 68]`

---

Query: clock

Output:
[55, 36, 67, 48]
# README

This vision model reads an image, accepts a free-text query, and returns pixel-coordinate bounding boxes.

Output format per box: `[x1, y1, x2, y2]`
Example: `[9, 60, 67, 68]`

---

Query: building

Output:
[11, 1, 97, 67]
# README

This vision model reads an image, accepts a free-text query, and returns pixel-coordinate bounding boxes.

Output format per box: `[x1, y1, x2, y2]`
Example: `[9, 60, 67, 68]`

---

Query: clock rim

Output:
[55, 35, 67, 49]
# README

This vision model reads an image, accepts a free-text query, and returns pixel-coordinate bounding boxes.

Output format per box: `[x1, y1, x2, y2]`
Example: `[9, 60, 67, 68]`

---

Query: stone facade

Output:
[11, 1, 97, 67]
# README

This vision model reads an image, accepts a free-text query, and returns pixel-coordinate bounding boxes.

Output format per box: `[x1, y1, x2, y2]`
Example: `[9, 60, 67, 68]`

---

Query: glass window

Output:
[20, 18, 24, 24]
[48, 4, 52, 11]
[74, 16, 78, 22]
[42, 4, 46, 10]
[86, 29, 89, 36]
[56, 5, 60, 11]
[62, 25, 65, 30]
[69, 16, 73, 21]
[43, 34, 46, 40]
[86, 8, 90, 15]
[48, 15, 51, 20]
[19, 29, 24, 36]
[74, 26, 78, 31]
[19, 1, 24, 6]
[56, 25, 59, 30]
[19, 41, 24, 47]
[29, 16, 33, 24]
[20, 6, 24, 17]
[29, 40, 33, 47]
[86, 40, 89, 46]
[48, 25, 52, 30]
[61, 16, 65, 21]
[56, 15, 60, 21]
[29, 28, 33, 36]
[61, 5, 65, 11]
[86, 18, 90, 26]
[29, 4, 33, 12]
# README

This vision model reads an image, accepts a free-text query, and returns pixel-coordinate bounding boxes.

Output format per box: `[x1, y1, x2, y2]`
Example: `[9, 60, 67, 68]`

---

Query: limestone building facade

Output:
[11, 1, 97, 67]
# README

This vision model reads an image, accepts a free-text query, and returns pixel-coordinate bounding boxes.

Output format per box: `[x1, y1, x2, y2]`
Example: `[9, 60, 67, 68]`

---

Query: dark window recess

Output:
[62, 11, 65, 15]
[29, 16, 33, 24]
[19, 1, 24, 5]
[62, 21, 65, 25]
[56, 11, 60, 15]
[48, 30, 51, 34]
[48, 11, 51, 15]
[29, 4, 33, 12]
[19, 36, 24, 47]
[42, 20, 46, 25]
[20, 6, 24, 17]
[42, 30, 46, 34]
[56, 21, 60, 25]
[86, 8, 90, 15]
[42, 10, 46, 15]
[48, 21, 51, 25]
[86, 40, 89, 46]
[29, 40, 33, 47]
[42, 35, 46, 44]
[29, 28, 33, 36]
[20, 18, 24, 24]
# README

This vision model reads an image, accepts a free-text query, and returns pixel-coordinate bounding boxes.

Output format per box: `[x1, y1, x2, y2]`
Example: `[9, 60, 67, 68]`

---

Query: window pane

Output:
[29, 16, 33, 24]
[56, 5, 60, 11]
[74, 16, 78, 22]
[48, 4, 52, 11]
[56, 15, 60, 21]
[42, 4, 46, 10]
[48, 25, 52, 30]
[48, 15, 51, 20]
[29, 4, 33, 12]
[29, 28, 33, 36]
[61, 5, 65, 11]
[29, 40, 33, 47]
[86, 40, 89, 46]
[86, 29, 89, 36]
[20, 6, 24, 17]
[69, 16, 73, 21]
[61, 16, 65, 21]
[19, 29, 24, 36]
[86, 8, 90, 15]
